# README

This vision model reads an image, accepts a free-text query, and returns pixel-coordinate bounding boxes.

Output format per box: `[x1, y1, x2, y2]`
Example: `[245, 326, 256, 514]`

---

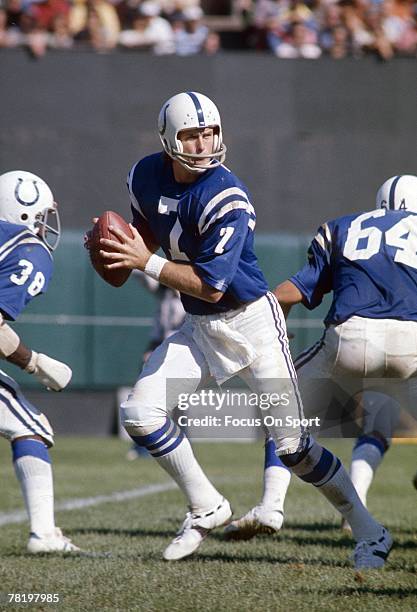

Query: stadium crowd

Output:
[0, 0, 416, 58]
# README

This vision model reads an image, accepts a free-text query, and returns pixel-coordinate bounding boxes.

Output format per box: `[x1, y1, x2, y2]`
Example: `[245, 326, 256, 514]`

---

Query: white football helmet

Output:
[0, 170, 61, 250]
[376, 174, 417, 213]
[158, 91, 227, 173]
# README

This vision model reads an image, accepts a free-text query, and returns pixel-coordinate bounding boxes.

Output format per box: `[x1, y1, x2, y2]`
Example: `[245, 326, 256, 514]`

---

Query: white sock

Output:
[128, 419, 223, 514]
[155, 436, 223, 514]
[261, 466, 291, 510]
[14, 455, 55, 535]
[287, 440, 382, 541]
[350, 443, 384, 506]
[319, 463, 381, 541]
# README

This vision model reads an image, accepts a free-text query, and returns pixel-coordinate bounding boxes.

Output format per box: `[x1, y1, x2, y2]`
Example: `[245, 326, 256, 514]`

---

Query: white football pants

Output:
[295, 316, 417, 438]
[121, 293, 307, 455]
[0, 371, 54, 446]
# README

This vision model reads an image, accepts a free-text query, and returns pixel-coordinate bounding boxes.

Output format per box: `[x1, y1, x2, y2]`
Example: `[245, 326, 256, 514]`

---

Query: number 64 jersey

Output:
[291, 208, 417, 325]
[0, 221, 52, 321]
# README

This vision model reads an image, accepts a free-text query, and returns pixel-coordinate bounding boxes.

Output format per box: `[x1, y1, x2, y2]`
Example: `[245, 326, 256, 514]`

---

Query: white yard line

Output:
[0, 482, 177, 527]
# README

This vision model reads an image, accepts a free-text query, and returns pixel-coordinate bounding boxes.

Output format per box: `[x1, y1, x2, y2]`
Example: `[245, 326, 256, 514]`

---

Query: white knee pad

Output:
[123, 419, 167, 438]
[121, 398, 167, 437]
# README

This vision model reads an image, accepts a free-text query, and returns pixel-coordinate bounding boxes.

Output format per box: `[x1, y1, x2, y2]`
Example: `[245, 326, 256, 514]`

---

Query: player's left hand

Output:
[99, 224, 153, 271]
[25, 352, 72, 391]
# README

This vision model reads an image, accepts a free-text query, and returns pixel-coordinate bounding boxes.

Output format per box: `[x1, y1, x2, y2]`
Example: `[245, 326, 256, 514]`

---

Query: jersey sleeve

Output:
[290, 223, 333, 309]
[127, 161, 147, 221]
[0, 243, 53, 320]
[194, 200, 255, 292]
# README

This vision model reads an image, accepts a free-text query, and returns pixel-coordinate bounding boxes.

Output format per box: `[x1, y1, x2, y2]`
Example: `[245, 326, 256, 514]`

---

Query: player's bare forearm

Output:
[159, 262, 223, 303]
[100, 224, 223, 303]
[6, 341, 32, 369]
[273, 280, 304, 319]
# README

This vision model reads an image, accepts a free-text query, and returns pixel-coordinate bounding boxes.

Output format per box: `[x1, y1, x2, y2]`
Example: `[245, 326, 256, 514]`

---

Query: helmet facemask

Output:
[34, 203, 61, 251]
[172, 126, 227, 174]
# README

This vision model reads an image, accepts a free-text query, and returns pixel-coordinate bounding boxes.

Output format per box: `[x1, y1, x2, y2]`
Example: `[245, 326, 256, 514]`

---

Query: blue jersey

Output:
[0, 221, 53, 321]
[291, 209, 417, 325]
[127, 153, 268, 315]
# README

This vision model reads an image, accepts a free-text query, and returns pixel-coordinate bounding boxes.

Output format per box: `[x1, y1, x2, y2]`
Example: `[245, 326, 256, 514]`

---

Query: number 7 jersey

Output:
[0, 221, 53, 320]
[291, 209, 417, 324]
[127, 153, 268, 315]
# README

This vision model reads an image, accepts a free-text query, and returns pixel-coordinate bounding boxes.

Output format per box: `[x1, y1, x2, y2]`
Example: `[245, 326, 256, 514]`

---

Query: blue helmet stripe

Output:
[388, 175, 401, 210]
[187, 92, 205, 127]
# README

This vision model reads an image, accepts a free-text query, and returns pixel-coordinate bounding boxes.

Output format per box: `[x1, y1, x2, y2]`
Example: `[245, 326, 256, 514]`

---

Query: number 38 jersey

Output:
[0, 221, 53, 321]
[127, 153, 268, 315]
[291, 209, 417, 325]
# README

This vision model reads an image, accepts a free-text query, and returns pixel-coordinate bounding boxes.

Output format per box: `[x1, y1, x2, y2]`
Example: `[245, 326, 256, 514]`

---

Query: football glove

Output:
[25, 352, 72, 391]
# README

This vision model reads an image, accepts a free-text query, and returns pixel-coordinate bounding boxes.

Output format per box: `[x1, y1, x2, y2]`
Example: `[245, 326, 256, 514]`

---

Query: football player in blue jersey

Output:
[0, 170, 79, 553]
[95, 91, 390, 567]
[226, 174, 417, 559]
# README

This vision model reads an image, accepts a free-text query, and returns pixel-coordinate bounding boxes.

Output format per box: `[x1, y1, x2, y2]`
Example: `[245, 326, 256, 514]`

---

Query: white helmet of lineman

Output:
[0, 170, 61, 250]
[376, 174, 417, 213]
[158, 91, 227, 173]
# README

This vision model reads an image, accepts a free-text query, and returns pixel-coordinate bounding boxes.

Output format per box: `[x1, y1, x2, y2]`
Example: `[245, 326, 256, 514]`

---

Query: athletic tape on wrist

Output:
[24, 351, 38, 373]
[144, 254, 167, 281]
[0, 322, 21, 358]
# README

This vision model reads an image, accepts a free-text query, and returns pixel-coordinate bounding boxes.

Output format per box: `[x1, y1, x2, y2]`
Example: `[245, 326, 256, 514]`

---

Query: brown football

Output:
[89, 211, 133, 287]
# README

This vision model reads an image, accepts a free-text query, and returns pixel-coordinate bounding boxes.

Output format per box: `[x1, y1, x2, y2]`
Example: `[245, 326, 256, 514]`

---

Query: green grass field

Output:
[0, 438, 416, 612]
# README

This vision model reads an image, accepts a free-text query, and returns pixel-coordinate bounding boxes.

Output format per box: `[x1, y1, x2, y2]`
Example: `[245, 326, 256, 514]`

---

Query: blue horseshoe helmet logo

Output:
[159, 104, 170, 135]
[15, 178, 40, 206]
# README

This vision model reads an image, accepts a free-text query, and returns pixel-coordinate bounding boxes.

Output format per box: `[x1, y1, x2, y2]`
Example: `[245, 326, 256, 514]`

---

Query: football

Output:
[88, 211, 133, 287]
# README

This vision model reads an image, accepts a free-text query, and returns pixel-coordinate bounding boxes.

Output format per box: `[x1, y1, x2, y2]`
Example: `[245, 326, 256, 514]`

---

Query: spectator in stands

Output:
[318, 2, 344, 52]
[255, 0, 320, 52]
[70, 0, 120, 49]
[48, 12, 73, 48]
[250, 0, 288, 49]
[30, 0, 70, 33]
[16, 11, 49, 56]
[326, 22, 352, 57]
[73, 6, 109, 50]
[0, 5, 15, 46]
[0, 0, 415, 58]
[203, 28, 221, 54]
[173, 5, 209, 54]
[341, 0, 393, 59]
[160, 0, 204, 21]
[382, 0, 417, 55]
[264, 14, 286, 51]
[118, 1, 175, 54]
[4, 0, 26, 32]
[253, 0, 288, 29]
[113, 0, 140, 30]
[273, 18, 322, 57]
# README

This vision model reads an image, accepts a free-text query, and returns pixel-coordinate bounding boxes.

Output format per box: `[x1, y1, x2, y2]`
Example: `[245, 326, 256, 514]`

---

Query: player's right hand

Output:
[25, 352, 72, 391]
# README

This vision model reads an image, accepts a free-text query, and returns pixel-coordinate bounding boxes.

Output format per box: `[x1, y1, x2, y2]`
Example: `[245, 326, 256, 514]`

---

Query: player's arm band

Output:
[144, 254, 167, 281]
[0, 314, 33, 368]
[0, 318, 21, 358]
